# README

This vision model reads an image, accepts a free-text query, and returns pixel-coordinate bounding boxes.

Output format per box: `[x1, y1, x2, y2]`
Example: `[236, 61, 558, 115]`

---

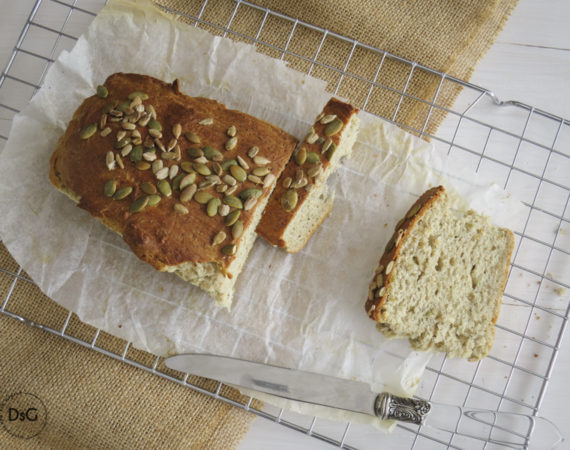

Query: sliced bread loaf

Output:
[256, 98, 359, 252]
[365, 186, 514, 360]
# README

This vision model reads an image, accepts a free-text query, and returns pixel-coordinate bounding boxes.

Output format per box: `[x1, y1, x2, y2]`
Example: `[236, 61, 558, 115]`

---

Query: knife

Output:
[165, 353, 563, 449]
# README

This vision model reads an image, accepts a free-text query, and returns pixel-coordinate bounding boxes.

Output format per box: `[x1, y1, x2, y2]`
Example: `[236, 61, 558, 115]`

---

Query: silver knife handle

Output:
[374, 392, 430, 425]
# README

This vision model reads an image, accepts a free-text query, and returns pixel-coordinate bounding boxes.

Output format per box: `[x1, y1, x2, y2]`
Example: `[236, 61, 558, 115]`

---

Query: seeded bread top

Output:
[256, 98, 359, 248]
[49, 72, 298, 274]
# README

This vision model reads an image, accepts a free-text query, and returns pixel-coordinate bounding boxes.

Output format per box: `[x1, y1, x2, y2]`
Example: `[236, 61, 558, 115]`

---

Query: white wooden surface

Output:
[1, 1, 569, 449]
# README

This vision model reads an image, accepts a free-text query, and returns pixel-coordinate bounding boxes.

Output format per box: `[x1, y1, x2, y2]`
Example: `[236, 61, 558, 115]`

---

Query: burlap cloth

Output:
[0, 0, 517, 448]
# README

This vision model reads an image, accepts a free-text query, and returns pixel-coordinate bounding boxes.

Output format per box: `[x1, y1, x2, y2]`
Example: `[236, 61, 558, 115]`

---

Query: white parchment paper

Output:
[0, 0, 525, 431]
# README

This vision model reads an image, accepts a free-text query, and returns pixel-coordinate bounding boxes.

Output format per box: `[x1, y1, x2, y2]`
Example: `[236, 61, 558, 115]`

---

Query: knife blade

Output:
[164, 353, 564, 449]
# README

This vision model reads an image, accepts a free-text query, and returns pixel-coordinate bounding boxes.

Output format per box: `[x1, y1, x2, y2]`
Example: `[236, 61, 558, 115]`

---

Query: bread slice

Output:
[49, 73, 298, 309]
[365, 186, 514, 360]
[256, 98, 359, 252]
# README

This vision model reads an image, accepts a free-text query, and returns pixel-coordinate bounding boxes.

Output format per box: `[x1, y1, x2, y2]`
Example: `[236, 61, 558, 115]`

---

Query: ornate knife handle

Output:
[374, 392, 431, 425]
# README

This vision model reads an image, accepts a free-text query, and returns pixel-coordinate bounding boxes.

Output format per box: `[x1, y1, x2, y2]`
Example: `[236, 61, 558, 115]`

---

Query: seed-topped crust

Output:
[256, 98, 359, 249]
[365, 186, 445, 321]
[49, 73, 297, 276]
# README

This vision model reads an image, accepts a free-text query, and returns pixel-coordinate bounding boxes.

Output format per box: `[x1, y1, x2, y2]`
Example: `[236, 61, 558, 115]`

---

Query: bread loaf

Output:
[256, 98, 359, 252]
[365, 186, 514, 360]
[49, 73, 298, 309]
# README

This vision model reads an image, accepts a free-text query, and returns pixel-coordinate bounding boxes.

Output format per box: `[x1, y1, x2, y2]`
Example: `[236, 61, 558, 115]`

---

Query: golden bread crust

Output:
[50, 73, 297, 274]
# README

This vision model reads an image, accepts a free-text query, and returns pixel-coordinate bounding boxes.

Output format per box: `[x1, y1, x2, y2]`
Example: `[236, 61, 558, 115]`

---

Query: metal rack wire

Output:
[1, 0, 569, 448]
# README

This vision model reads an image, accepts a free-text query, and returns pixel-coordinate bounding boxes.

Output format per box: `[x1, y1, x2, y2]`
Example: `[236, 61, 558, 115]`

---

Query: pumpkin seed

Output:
[147, 194, 161, 206]
[198, 118, 214, 125]
[307, 165, 322, 179]
[324, 118, 343, 136]
[212, 162, 223, 176]
[174, 203, 189, 215]
[395, 218, 405, 231]
[282, 177, 292, 188]
[306, 152, 320, 164]
[206, 197, 221, 216]
[294, 147, 307, 165]
[306, 131, 319, 144]
[221, 244, 236, 256]
[128, 91, 149, 100]
[253, 155, 270, 165]
[180, 161, 195, 173]
[152, 159, 163, 174]
[135, 161, 150, 170]
[130, 196, 149, 213]
[157, 155, 171, 167]
[180, 184, 197, 202]
[243, 196, 257, 211]
[194, 163, 211, 176]
[218, 204, 230, 216]
[221, 159, 237, 171]
[225, 136, 238, 151]
[263, 173, 276, 189]
[184, 131, 201, 144]
[130, 145, 143, 162]
[80, 123, 97, 140]
[106, 151, 116, 170]
[141, 181, 157, 195]
[315, 112, 325, 122]
[116, 101, 131, 113]
[212, 231, 226, 246]
[102, 102, 115, 114]
[148, 118, 162, 131]
[193, 156, 208, 164]
[198, 179, 217, 190]
[224, 210, 241, 226]
[223, 195, 243, 209]
[320, 114, 337, 124]
[202, 146, 222, 160]
[147, 105, 157, 119]
[194, 191, 213, 204]
[169, 165, 179, 180]
[96, 85, 108, 98]
[239, 188, 262, 200]
[148, 129, 162, 139]
[104, 179, 117, 197]
[216, 184, 228, 193]
[247, 146, 259, 158]
[236, 155, 249, 170]
[406, 203, 422, 219]
[231, 220, 244, 239]
[100, 127, 112, 137]
[157, 180, 172, 197]
[230, 165, 246, 182]
[252, 167, 270, 177]
[325, 144, 337, 160]
[115, 138, 130, 149]
[155, 167, 169, 180]
[113, 186, 132, 200]
[225, 185, 238, 196]
[221, 174, 236, 186]
[281, 189, 298, 211]
[180, 173, 196, 190]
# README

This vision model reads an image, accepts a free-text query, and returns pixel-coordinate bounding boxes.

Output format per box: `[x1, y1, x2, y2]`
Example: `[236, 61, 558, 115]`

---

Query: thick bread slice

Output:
[256, 98, 359, 252]
[365, 186, 514, 360]
[49, 73, 298, 309]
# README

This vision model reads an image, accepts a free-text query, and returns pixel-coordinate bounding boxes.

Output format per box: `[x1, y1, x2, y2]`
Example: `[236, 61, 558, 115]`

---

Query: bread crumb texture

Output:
[370, 186, 514, 360]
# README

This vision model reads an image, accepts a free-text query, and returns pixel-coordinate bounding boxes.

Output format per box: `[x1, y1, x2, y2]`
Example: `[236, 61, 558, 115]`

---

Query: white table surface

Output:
[1, 1, 569, 449]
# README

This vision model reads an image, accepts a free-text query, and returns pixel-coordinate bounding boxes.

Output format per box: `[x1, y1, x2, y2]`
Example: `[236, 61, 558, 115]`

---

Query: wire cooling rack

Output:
[1, 0, 569, 448]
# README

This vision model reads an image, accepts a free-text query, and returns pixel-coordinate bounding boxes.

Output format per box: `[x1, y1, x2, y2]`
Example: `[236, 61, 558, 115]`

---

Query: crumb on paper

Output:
[534, 353, 539, 358]
[554, 286, 567, 296]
